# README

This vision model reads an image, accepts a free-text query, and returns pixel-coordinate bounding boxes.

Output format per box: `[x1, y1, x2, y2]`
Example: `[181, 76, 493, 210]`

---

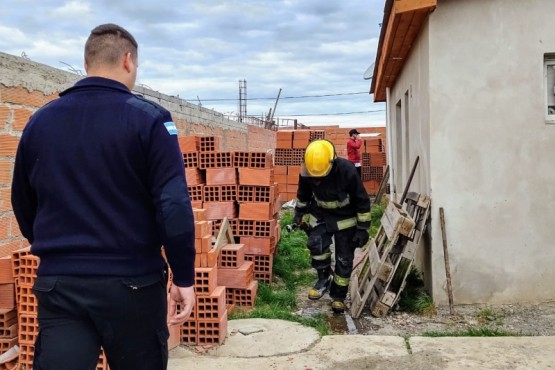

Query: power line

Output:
[192, 91, 369, 102]
[277, 109, 385, 117]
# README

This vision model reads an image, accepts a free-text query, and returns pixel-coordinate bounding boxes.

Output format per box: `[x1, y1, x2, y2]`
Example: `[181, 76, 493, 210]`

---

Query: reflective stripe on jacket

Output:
[295, 157, 371, 232]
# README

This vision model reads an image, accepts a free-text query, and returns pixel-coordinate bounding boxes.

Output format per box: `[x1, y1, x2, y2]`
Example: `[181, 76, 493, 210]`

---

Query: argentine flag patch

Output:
[164, 121, 178, 135]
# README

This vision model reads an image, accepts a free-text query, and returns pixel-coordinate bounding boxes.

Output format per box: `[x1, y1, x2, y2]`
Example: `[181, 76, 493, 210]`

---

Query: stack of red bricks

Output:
[217, 243, 258, 313]
[236, 160, 280, 285]
[0, 254, 18, 370]
[360, 137, 387, 194]
[274, 129, 325, 202]
[1, 247, 109, 369]
[176, 207, 230, 347]
[179, 135, 281, 287]
[276, 127, 387, 196]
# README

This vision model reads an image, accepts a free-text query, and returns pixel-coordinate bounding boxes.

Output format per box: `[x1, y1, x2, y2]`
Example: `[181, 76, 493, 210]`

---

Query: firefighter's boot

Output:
[308, 269, 331, 300]
[331, 300, 346, 314]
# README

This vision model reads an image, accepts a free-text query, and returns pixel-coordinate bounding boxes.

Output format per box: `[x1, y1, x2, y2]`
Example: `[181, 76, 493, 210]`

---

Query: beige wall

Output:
[388, 0, 555, 304]
[386, 21, 432, 288]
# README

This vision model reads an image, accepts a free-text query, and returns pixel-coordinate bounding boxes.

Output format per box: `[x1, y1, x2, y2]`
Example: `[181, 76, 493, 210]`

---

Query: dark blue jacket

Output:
[11, 77, 195, 286]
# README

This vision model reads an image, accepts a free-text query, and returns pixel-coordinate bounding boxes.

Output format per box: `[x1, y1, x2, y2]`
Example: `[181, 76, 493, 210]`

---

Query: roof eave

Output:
[370, 0, 437, 102]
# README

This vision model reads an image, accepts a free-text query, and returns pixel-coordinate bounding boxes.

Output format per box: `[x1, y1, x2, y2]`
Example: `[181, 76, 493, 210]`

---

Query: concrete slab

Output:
[169, 335, 555, 370]
[167, 317, 555, 370]
[309, 335, 407, 361]
[207, 319, 320, 357]
[168, 333, 409, 370]
[410, 336, 555, 369]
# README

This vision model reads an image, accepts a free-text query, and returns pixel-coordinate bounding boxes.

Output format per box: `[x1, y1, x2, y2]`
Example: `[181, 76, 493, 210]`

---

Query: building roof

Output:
[370, 0, 437, 102]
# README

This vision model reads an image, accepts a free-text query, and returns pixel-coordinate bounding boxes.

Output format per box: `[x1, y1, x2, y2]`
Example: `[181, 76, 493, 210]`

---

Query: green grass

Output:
[369, 199, 386, 238]
[231, 305, 329, 336]
[397, 267, 437, 316]
[229, 210, 329, 335]
[423, 327, 522, 337]
[476, 307, 504, 326]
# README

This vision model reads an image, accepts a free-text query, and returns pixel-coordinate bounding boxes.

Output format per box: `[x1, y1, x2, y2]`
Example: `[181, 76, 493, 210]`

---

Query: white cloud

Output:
[0, 0, 387, 127]
[49, 1, 92, 18]
[318, 39, 377, 57]
[0, 26, 28, 54]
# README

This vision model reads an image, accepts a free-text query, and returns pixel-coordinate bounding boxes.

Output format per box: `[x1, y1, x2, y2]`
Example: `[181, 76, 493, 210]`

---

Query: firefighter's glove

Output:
[293, 211, 303, 226]
[352, 228, 369, 248]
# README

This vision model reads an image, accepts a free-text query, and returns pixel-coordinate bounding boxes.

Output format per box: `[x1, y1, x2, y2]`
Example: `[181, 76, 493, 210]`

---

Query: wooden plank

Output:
[390, 259, 416, 309]
[381, 291, 397, 307]
[394, 0, 437, 14]
[374, 5, 400, 101]
[368, 240, 381, 277]
[350, 231, 398, 318]
[213, 217, 235, 256]
[377, 262, 394, 282]
[371, 301, 390, 318]
[349, 270, 363, 312]
[381, 201, 415, 239]
[374, 165, 390, 205]
[402, 240, 418, 259]
[368, 287, 379, 307]
[416, 194, 431, 209]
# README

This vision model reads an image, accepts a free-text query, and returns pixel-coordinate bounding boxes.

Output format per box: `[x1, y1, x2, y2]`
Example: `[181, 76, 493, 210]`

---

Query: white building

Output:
[371, 0, 555, 304]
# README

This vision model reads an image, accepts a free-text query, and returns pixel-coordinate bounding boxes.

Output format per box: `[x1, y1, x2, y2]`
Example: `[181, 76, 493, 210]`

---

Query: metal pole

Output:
[269, 88, 282, 123]
[400, 156, 419, 204]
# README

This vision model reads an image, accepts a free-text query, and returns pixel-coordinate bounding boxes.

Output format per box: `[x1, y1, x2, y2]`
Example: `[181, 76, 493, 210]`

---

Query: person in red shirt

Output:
[347, 129, 362, 177]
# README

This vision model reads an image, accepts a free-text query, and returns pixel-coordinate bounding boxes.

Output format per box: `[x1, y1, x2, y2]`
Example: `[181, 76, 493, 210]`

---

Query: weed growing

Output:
[369, 199, 386, 238]
[476, 307, 504, 326]
[423, 327, 522, 337]
[397, 267, 437, 316]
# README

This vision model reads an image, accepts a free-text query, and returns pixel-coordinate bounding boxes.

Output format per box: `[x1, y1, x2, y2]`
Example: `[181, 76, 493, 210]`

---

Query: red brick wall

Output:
[0, 84, 58, 255]
[0, 82, 276, 256]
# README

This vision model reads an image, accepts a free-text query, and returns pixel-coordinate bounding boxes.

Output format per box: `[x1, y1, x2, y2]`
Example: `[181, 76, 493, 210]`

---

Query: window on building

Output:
[545, 54, 555, 123]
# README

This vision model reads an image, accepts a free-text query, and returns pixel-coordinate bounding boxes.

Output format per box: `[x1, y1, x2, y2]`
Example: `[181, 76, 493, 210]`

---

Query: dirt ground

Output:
[295, 290, 555, 337]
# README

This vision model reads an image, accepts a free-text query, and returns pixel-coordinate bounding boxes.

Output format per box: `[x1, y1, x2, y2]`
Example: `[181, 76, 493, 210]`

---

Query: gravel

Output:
[355, 301, 555, 336]
[296, 292, 555, 336]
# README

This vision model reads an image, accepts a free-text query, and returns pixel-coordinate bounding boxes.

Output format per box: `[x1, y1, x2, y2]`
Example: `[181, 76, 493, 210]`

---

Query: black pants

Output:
[32, 271, 169, 370]
[306, 224, 357, 301]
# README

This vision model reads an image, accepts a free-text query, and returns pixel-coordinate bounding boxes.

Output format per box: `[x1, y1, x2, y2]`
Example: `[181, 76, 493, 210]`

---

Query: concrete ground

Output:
[168, 319, 555, 370]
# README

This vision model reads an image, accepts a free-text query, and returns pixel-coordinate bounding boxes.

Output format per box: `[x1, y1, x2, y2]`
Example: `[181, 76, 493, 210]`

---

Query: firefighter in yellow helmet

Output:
[293, 139, 371, 313]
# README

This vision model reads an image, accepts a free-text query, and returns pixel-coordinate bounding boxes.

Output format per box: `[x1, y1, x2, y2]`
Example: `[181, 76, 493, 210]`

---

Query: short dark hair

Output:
[85, 24, 138, 68]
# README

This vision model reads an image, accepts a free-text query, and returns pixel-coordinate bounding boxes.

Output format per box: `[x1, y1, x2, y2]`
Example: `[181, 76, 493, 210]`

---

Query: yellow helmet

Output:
[303, 139, 335, 177]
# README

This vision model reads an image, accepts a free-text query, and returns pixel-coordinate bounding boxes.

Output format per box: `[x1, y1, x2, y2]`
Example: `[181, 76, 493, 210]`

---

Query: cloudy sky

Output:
[0, 0, 386, 128]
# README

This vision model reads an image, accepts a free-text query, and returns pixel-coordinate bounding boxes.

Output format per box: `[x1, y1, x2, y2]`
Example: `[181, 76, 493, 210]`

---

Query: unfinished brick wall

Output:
[0, 51, 276, 258]
[0, 84, 58, 257]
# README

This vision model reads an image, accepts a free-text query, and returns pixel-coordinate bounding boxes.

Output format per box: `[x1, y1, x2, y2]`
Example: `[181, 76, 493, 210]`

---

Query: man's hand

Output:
[352, 228, 369, 248]
[167, 284, 195, 326]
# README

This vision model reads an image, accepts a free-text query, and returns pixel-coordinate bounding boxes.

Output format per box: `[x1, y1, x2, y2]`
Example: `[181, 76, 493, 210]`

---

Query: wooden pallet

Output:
[350, 201, 415, 318]
[349, 193, 431, 318]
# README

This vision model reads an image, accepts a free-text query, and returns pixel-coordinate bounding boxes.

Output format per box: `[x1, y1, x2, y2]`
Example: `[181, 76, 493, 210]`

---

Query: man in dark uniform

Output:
[12, 24, 195, 369]
[294, 139, 371, 313]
